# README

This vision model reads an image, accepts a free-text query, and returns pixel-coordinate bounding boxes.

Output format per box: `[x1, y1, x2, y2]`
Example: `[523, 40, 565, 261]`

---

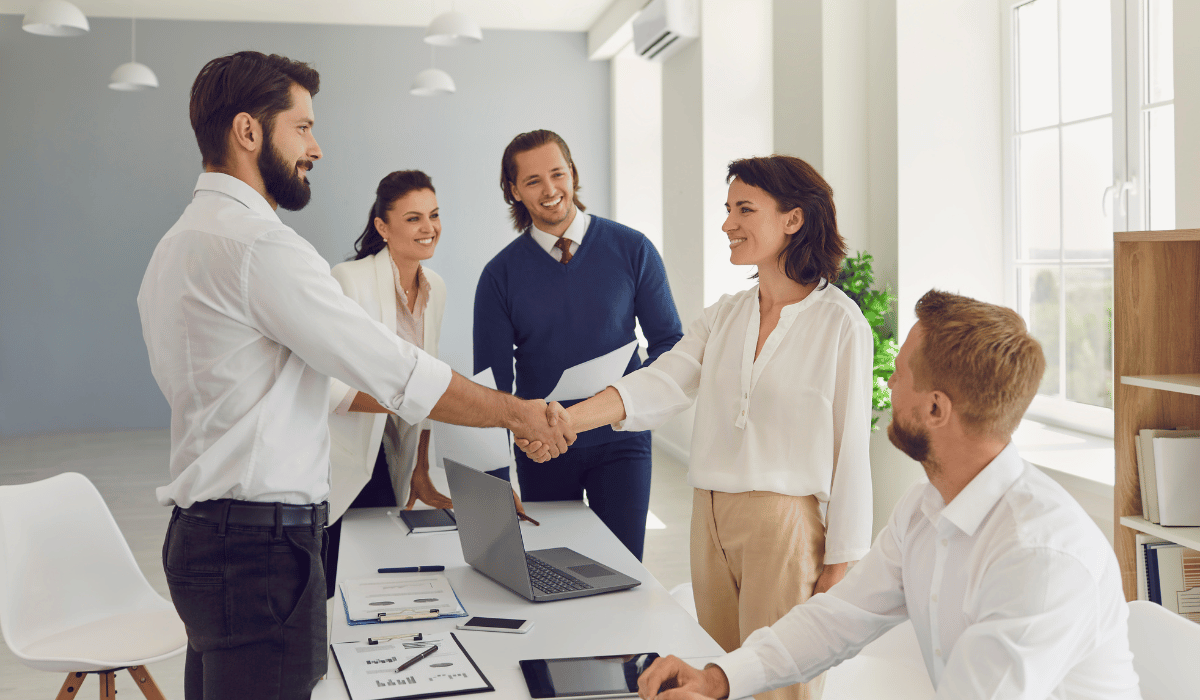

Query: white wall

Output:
[612, 42, 664, 251]
[895, 0, 1004, 335]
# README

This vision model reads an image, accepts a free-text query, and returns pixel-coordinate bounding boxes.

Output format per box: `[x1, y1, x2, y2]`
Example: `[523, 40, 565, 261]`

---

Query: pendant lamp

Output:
[22, 0, 89, 37]
[410, 47, 455, 96]
[424, 10, 483, 47]
[109, 17, 158, 91]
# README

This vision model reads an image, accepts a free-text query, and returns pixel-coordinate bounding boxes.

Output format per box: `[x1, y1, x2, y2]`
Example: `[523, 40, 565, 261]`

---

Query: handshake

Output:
[511, 399, 576, 463]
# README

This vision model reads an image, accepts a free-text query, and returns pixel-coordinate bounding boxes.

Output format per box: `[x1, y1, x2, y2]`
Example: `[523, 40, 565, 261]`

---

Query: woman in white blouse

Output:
[539, 156, 873, 700]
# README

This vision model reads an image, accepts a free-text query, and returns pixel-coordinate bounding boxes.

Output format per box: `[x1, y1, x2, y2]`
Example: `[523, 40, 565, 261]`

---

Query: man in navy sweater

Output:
[474, 130, 683, 560]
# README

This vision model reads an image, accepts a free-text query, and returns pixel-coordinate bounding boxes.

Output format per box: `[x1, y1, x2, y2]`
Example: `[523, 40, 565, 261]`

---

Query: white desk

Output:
[314, 502, 724, 700]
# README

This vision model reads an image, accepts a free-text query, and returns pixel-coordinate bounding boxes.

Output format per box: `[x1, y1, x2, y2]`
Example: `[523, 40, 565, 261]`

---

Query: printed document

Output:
[545, 340, 638, 403]
[331, 632, 493, 700]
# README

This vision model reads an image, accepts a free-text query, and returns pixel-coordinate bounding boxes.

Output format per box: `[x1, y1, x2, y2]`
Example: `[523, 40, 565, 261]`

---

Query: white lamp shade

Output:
[22, 0, 90, 36]
[410, 68, 456, 96]
[109, 62, 159, 91]
[424, 11, 482, 46]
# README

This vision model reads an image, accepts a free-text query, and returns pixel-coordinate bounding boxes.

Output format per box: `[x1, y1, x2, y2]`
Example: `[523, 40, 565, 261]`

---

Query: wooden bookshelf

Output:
[1113, 229, 1200, 600]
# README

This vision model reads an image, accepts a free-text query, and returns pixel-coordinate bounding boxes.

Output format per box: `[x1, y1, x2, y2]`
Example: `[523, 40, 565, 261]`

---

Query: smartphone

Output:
[456, 616, 534, 634]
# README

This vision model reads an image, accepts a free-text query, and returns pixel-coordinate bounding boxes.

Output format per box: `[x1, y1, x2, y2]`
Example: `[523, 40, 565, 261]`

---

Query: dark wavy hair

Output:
[189, 51, 320, 169]
[499, 129, 585, 232]
[351, 170, 436, 260]
[726, 155, 846, 288]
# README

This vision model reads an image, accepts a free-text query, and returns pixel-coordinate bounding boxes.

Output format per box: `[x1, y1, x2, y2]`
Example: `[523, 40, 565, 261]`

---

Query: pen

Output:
[396, 644, 439, 673]
[378, 565, 445, 573]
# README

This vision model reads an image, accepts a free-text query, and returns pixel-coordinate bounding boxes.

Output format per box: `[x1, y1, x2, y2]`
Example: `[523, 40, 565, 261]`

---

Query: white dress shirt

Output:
[528, 210, 589, 261]
[714, 443, 1141, 700]
[610, 283, 873, 564]
[138, 173, 453, 508]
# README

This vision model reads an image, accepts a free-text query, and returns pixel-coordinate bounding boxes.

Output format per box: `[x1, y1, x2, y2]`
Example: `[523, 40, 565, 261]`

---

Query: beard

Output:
[887, 409, 932, 464]
[259, 132, 313, 211]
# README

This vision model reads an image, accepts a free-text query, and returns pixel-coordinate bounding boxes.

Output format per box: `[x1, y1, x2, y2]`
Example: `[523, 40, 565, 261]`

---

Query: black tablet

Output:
[519, 653, 660, 700]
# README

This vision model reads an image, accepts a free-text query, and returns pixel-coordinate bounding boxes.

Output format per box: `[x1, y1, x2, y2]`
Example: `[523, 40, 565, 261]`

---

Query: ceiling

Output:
[0, 0, 618, 32]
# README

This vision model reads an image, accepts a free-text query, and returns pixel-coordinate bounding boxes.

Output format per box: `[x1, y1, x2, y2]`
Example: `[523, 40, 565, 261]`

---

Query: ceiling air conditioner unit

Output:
[632, 0, 698, 63]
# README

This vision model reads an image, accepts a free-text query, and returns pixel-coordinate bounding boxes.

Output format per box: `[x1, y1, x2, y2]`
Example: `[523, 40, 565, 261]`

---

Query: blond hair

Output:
[912, 290, 1045, 439]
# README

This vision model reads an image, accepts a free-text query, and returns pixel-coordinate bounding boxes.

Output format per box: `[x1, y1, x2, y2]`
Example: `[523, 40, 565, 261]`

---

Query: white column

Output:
[1173, 0, 1200, 227]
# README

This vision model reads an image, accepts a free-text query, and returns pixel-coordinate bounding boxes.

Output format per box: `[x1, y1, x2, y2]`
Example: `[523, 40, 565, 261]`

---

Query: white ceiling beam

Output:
[587, 0, 644, 60]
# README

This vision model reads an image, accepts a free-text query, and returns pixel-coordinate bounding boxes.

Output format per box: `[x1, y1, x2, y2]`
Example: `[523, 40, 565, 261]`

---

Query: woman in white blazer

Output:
[323, 171, 450, 595]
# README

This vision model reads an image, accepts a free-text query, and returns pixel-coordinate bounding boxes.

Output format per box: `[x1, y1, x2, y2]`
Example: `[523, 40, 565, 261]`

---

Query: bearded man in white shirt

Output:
[138, 51, 573, 700]
[637, 289, 1141, 700]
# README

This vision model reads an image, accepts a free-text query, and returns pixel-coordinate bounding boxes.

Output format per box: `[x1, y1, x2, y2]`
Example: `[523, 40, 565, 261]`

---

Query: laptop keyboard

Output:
[526, 554, 594, 594]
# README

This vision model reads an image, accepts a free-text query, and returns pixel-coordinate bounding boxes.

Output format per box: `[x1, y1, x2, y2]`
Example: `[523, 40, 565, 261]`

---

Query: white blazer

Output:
[327, 251, 446, 523]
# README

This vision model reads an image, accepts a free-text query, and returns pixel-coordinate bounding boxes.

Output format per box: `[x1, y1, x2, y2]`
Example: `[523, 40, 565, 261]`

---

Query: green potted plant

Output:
[833, 251, 898, 431]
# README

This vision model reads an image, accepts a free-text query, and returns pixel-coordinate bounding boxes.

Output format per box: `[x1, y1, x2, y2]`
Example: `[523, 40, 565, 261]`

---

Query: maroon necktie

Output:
[554, 237, 574, 264]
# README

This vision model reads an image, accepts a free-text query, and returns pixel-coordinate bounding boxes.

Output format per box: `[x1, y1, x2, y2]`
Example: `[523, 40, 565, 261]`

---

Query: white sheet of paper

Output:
[331, 632, 490, 700]
[341, 574, 462, 622]
[545, 340, 639, 403]
[431, 368, 511, 471]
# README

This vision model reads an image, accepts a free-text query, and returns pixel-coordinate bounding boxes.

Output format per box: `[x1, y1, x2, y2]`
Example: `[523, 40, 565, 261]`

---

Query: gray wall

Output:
[0, 15, 611, 437]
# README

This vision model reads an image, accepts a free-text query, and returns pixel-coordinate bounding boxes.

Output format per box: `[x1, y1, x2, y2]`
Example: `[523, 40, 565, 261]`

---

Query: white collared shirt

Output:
[138, 173, 452, 508]
[714, 443, 1141, 700]
[610, 283, 873, 564]
[528, 210, 590, 261]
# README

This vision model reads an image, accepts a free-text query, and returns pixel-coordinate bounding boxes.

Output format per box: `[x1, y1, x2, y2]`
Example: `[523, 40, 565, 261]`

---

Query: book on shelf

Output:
[1139, 539, 1200, 624]
[1136, 533, 1169, 602]
[1135, 428, 1200, 524]
[1150, 436, 1200, 526]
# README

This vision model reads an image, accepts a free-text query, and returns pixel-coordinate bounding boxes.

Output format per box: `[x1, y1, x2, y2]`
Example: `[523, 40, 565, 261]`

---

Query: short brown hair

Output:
[726, 155, 846, 288]
[912, 290, 1045, 439]
[189, 51, 320, 169]
[499, 130, 585, 232]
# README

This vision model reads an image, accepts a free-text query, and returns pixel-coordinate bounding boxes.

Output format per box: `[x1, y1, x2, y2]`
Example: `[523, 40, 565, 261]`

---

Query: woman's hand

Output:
[813, 561, 852, 595]
[404, 429, 453, 510]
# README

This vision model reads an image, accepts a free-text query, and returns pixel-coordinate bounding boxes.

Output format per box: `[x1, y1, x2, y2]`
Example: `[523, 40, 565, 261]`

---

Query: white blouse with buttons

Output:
[610, 282, 874, 564]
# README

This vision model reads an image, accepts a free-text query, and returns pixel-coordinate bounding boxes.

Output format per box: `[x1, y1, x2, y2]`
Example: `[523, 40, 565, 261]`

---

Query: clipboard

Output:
[341, 574, 469, 626]
[330, 632, 494, 700]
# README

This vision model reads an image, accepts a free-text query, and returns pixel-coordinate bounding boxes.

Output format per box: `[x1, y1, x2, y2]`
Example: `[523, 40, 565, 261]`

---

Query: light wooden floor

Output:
[0, 430, 693, 700]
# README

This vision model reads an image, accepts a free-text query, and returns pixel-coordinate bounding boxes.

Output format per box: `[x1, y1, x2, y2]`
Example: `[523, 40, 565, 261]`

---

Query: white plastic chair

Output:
[1127, 600, 1200, 700]
[0, 472, 186, 699]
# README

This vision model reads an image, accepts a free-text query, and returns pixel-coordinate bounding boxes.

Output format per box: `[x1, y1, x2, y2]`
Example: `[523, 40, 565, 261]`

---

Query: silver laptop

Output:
[444, 459, 641, 602]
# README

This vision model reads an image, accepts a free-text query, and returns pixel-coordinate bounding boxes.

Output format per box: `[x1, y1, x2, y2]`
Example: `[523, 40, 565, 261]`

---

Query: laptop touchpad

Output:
[569, 564, 615, 578]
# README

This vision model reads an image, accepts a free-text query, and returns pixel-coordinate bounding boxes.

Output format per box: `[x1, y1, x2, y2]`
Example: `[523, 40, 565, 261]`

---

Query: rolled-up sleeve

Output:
[244, 231, 451, 425]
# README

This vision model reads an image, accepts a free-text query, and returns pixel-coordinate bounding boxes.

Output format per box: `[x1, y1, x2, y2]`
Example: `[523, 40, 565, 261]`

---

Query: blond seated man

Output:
[637, 290, 1141, 700]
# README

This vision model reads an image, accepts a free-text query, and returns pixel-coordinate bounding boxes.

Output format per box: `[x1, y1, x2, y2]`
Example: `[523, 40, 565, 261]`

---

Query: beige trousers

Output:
[691, 489, 826, 700]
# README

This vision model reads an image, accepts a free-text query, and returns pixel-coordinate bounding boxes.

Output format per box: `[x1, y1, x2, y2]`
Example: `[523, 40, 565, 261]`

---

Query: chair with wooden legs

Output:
[0, 472, 187, 699]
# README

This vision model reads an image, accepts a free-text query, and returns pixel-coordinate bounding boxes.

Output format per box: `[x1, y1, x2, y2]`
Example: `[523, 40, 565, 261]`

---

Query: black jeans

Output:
[515, 431, 653, 560]
[163, 505, 327, 700]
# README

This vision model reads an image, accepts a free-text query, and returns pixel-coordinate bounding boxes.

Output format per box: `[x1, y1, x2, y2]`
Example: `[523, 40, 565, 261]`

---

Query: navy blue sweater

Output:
[473, 216, 683, 449]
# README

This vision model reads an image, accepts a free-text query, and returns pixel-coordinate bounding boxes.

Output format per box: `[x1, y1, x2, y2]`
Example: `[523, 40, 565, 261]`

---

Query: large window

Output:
[1004, 0, 1172, 435]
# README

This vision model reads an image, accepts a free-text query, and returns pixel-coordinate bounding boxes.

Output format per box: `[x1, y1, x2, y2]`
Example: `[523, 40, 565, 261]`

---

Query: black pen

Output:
[378, 565, 445, 573]
[396, 644, 438, 673]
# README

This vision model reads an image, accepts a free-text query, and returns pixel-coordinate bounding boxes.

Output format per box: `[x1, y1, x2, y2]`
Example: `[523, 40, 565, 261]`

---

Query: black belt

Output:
[181, 499, 328, 530]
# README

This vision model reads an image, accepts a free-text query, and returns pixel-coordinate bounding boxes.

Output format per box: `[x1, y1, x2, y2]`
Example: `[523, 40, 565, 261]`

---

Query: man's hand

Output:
[813, 561, 851, 595]
[512, 400, 575, 462]
[637, 656, 729, 700]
